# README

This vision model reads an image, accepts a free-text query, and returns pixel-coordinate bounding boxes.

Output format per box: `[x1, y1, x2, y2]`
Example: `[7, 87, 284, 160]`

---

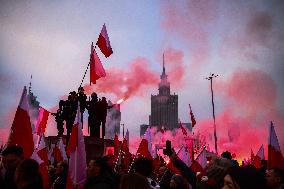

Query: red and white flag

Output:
[96, 24, 113, 57]
[177, 145, 192, 167]
[90, 42, 106, 84]
[66, 105, 87, 188]
[179, 119, 188, 136]
[143, 127, 152, 157]
[52, 137, 67, 163]
[253, 144, 264, 168]
[136, 139, 152, 160]
[195, 147, 207, 169]
[37, 134, 49, 165]
[189, 104, 196, 128]
[35, 107, 50, 135]
[268, 121, 284, 169]
[7, 86, 34, 158]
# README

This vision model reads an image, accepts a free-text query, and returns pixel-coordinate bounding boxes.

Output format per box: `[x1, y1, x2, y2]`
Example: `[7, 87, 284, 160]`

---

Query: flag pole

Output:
[79, 43, 96, 88]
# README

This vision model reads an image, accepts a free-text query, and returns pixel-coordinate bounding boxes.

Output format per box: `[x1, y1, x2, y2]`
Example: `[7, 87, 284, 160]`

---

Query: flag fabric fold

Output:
[7, 86, 34, 158]
[121, 138, 131, 168]
[37, 134, 49, 165]
[177, 145, 192, 167]
[35, 107, 50, 135]
[195, 147, 207, 169]
[96, 24, 113, 57]
[136, 139, 152, 160]
[253, 144, 264, 168]
[31, 150, 50, 189]
[268, 122, 284, 169]
[90, 43, 106, 84]
[66, 104, 87, 187]
[143, 127, 152, 157]
[179, 120, 188, 136]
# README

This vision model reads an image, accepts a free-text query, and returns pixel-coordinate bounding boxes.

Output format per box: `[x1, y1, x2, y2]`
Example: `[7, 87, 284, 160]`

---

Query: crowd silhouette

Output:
[51, 88, 113, 145]
[1, 145, 283, 189]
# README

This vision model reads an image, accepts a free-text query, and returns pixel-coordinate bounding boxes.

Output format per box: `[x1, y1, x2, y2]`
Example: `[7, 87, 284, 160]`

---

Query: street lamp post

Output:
[206, 73, 219, 155]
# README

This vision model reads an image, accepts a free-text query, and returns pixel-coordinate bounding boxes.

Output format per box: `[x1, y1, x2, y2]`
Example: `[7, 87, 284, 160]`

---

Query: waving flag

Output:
[179, 119, 188, 136]
[90, 42, 106, 84]
[66, 105, 87, 187]
[178, 145, 192, 167]
[7, 86, 34, 158]
[35, 107, 50, 135]
[136, 139, 152, 160]
[143, 127, 152, 157]
[253, 144, 264, 168]
[268, 121, 284, 169]
[96, 24, 113, 57]
[195, 147, 207, 169]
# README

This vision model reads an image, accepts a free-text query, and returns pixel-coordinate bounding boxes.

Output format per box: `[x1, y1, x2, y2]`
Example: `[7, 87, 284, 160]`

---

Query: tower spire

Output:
[29, 75, 32, 94]
[162, 53, 165, 75]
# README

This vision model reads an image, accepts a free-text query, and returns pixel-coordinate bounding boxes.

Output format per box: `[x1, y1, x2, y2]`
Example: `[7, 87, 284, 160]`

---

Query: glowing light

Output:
[116, 98, 124, 104]
[165, 160, 169, 164]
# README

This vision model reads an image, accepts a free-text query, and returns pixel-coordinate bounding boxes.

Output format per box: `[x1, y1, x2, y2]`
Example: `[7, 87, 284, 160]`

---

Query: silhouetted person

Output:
[0, 145, 24, 189]
[97, 97, 113, 139]
[78, 87, 87, 126]
[15, 158, 43, 189]
[86, 92, 100, 138]
[51, 161, 68, 189]
[51, 108, 64, 136]
[64, 91, 78, 146]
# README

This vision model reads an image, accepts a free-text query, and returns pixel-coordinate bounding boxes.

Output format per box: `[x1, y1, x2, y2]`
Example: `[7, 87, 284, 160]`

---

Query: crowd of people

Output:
[51, 88, 113, 145]
[1, 145, 283, 189]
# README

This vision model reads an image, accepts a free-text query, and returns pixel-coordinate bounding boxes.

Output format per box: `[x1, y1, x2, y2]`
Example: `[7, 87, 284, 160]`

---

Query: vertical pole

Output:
[206, 73, 218, 155]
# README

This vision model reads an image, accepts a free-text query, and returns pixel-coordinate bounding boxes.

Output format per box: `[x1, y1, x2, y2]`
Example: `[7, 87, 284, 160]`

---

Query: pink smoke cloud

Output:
[194, 68, 284, 160]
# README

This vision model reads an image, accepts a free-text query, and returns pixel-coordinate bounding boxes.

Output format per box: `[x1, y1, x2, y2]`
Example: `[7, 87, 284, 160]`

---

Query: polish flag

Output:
[136, 139, 152, 160]
[66, 105, 87, 188]
[179, 119, 188, 136]
[178, 145, 192, 167]
[143, 127, 152, 157]
[90, 42, 106, 84]
[268, 122, 284, 169]
[195, 147, 207, 169]
[52, 138, 67, 163]
[254, 144, 264, 168]
[31, 149, 50, 189]
[37, 134, 49, 165]
[96, 23, 113, 57]
[7, 86, 34, 158]
[121, 138, 131, 168]
[35, 107, 50, 135]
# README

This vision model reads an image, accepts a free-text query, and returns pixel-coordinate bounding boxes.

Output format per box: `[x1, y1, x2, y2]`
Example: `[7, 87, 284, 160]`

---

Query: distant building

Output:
[27, 80, 40, 132]
[183, 123, 192, 132]
[149, 54, 178, 130]
[140, 124, 149, 136]
[105, 101, 121, 139]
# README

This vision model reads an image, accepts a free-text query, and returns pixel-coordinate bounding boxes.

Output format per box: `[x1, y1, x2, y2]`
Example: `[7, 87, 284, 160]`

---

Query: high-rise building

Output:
[149, 54, 178, 130]
[105, 101, 121, 139]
